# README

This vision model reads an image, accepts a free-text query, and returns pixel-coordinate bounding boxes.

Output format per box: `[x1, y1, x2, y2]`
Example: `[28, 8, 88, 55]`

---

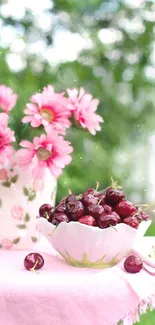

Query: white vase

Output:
[0, 165, 56, 250]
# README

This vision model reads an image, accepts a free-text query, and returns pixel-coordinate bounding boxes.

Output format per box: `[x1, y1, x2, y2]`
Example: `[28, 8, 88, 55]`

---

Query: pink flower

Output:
[16, 130, 73, 179]
[0, 113, 15, 164]
[22, 85, 71, 134]
[0, 85, 18, 113]
[67, 88, 103, 135]
[33, 179, 44, 192]
[1, 238, 13, 249]
[0, 168, 8, 180]
[11, 205, 24, 220]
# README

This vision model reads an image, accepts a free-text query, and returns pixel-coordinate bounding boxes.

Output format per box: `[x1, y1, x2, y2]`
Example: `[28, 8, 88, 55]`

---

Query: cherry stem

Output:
[136, 204, 149, 207]
[98, 198, 102, 205]
[45, 212, 49, 220]
[96, 181, 99, 191]
[110, 177, 122, 190]
[143, 202, 155, 211]
[76, 194, 82, 200]
[109, 225, 118, 232]
[49, 226, 58, 236]
[134, 201, 155, 217]
[93, 181, 100, 196]
[133, 209, 143, 218]
[30, 260, 39, 274]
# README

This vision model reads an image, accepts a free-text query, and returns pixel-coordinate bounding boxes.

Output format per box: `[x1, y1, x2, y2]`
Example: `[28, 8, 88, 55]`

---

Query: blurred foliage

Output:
[0, 0, 155, 205]
[136, 310, 155, 325]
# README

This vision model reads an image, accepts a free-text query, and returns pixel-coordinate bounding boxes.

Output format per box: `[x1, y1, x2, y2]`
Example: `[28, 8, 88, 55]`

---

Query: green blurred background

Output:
[0, 0, 155, 323]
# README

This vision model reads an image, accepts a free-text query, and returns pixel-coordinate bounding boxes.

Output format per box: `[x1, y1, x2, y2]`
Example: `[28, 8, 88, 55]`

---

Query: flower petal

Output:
[20, 140, 34, 149]
[16, 149, 35, 167]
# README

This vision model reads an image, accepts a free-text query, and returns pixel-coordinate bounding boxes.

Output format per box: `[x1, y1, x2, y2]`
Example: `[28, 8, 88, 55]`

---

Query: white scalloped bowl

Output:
[38, 217, 151, 269]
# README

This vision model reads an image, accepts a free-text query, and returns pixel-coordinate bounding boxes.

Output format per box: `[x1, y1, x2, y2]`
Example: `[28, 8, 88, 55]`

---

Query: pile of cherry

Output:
[39, 185, 150, 229]
[24, 185, 151, 274]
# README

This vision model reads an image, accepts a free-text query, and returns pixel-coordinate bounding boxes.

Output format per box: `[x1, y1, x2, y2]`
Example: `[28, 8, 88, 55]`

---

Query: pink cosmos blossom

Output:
[67, 88, 103, 135]
[0, 168, 8, 180]
[11, 205, 24, 220]
[0, 113, 15, 164]
[22, 85, 71, 134]
[0, 85, 18, 113]
[1, 238, 13, 249]
[16, 130, 73, 179]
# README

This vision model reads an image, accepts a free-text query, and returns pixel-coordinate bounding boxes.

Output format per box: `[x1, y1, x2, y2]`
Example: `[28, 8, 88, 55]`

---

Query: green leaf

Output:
[28, 192, 36, 201]
[24, 213, 30, 222]
[11, 175, 19, 183]
[13, 237, 20, 244]
[31, 236, 38, 242]
[23, 187, 29, 196]
[2, 181, 10, 188]
[16, 224, 26, 229]
[0, 199, 2, 208]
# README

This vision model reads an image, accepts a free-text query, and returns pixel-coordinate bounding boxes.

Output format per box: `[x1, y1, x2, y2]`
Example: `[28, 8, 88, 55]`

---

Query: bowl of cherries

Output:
[38, 182, 151, 269]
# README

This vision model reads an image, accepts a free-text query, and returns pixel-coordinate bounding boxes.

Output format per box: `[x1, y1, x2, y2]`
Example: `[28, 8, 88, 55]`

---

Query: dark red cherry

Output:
[97, 212, 120, 229]
[78, 215, 96, 226]
[55, 203, 66, 214]
[39, 204, 54, 221]
[66, 194, 79, 204]
[81, 194, 98, 207]
[60, 197, 67, 205]
[123, 216, 139, 229]
[136, 211, 150, 221]
[66, 201, 84, 221]
[52, 213, 69, 225]
[86, 204, 104, 220]
[24, 253, 44, 271]
[102, 204, 113, 214]
[124, 255, 143, 273]
[83, 188, 95, 196]
[105, 187, 125, 206]
[115, 200, 136, 218]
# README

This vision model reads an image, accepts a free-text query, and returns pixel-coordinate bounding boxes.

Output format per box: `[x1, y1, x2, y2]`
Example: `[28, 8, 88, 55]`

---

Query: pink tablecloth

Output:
[1, 237, 155, 325]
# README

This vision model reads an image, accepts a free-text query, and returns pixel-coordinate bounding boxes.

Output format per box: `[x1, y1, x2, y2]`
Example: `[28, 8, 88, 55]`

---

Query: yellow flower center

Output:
[40, 107, 55, 122]
[36, 148, 52, 161]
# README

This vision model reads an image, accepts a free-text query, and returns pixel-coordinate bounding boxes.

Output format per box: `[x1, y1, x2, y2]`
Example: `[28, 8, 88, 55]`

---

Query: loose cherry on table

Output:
[124, 255, 143, 273]
[24, 253, 44, 271]
[124, 255, 155, 275]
